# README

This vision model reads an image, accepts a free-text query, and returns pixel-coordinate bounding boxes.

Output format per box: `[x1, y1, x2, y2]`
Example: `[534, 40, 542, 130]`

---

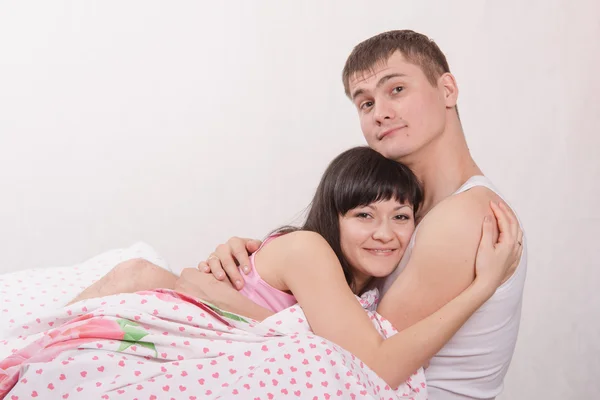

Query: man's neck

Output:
[401, 116, 482, 219]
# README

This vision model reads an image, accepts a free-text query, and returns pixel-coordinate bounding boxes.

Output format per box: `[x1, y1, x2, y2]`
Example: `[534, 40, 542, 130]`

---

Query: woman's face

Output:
[338, 198, 415, 291]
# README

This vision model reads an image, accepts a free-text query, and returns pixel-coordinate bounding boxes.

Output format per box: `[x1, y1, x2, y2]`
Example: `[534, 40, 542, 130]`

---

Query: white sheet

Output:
[0, 242, 171, 339]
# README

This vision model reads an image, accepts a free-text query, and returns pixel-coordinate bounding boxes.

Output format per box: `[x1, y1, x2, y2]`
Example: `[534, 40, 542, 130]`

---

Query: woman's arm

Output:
[260, 205, 520, 388]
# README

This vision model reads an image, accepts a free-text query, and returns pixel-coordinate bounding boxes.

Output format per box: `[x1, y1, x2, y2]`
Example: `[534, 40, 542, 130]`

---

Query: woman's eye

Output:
[392, 86, 404, 94]
[356, 212, 371, 219]
[394, 214, 410, 221]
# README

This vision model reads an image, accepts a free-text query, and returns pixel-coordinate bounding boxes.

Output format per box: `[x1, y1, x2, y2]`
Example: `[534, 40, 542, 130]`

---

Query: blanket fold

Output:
[0, 289, 426, 399]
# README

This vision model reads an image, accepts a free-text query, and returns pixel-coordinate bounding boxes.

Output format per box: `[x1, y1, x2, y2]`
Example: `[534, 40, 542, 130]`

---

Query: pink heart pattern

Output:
[0, 288, 426, 399]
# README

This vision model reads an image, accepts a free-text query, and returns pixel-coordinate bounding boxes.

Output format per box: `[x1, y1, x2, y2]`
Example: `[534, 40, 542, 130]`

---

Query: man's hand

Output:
[197, 237, 262, 290]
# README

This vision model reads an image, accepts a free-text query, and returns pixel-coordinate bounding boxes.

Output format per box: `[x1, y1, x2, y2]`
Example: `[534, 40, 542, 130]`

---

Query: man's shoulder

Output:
[418, 186, 499, 238]
[378, 185, 499, 324]
[437, 185, 500, 216]
[405, 185, 503, 283]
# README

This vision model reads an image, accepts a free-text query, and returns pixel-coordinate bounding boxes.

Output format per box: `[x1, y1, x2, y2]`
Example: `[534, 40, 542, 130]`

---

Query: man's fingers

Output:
[198, 261, 210, 273]
[227, 237, 253, 275]
[213, 243, 241, 280]
[221, 257, 245, 290]
[207, 256, 226, 280]
[202, 236, 260, 289]
[233, 250, 252, 275]
[246, 239, 262, 255]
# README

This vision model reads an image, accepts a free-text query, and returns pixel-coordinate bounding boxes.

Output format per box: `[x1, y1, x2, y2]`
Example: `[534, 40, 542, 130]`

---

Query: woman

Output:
[69, 146, 522, 389]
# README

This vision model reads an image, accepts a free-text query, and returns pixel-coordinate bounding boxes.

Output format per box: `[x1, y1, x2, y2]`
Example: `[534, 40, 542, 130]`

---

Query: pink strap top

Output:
[237, 234, 297, 312]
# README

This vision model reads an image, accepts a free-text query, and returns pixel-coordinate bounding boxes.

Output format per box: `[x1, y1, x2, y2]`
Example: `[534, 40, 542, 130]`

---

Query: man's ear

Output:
[439, 73, 459, 108]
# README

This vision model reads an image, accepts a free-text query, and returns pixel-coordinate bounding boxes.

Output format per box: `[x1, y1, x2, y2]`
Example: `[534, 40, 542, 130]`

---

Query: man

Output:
[197, 30, 527, 399]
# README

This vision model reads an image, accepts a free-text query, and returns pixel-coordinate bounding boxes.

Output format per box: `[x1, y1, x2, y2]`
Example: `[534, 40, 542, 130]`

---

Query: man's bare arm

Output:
[175, 268, 274, 321]
[377, 188, 510, 331]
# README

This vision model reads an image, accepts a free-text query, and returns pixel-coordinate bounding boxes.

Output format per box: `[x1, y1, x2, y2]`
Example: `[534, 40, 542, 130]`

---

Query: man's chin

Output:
[378, 148, 412, 162]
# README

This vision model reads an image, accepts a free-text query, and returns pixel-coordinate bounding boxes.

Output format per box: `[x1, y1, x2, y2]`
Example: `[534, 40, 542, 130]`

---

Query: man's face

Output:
[348, 51, 450, 162]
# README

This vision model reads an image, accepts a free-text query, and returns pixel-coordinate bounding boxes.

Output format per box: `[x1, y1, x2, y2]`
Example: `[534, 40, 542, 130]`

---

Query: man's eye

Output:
[360, 101, 374, 110]
[392, 86, 404, 94]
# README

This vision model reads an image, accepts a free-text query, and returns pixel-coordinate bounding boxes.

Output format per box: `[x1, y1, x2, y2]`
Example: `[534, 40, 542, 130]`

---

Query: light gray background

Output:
[1, 1, 598, 398]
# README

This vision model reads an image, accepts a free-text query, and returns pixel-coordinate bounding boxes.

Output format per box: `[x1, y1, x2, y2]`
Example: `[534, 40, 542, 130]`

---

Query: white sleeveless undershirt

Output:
[380, 175, 527, 400]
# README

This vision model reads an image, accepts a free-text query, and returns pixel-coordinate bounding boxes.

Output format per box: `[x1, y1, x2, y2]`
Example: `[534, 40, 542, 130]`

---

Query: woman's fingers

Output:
[491, 200, 523, 249]
[491, 200, 525, 272]
[514, 226, 524, 260]
[499, 201, 519, 239]
[516, 228, 524, 248]
[489, 201, 510, 248]
[479, 215, 495, 252]
[498, 202, 523, 263]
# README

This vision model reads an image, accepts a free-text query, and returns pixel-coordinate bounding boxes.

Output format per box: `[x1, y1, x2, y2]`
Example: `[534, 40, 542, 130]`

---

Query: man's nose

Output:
[374, 102, 396, 125]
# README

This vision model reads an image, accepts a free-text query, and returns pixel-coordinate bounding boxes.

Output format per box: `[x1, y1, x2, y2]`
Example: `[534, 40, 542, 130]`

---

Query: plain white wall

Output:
[1, 1, 598, 398]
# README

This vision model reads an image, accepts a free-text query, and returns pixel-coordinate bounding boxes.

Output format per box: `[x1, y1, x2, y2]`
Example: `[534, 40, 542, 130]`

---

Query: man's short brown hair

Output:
[342, 30, 451, 97]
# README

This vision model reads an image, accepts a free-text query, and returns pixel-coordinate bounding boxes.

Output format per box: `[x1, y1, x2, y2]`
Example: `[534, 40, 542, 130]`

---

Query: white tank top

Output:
[380, 175, 527, 400]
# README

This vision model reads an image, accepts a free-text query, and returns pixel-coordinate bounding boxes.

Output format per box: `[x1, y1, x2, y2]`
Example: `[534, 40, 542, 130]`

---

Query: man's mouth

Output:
[378, 126, 406, 140]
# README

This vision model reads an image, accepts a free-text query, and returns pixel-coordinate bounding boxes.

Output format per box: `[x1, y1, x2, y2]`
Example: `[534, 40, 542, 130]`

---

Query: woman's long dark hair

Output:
[275, 146, 423, 292]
